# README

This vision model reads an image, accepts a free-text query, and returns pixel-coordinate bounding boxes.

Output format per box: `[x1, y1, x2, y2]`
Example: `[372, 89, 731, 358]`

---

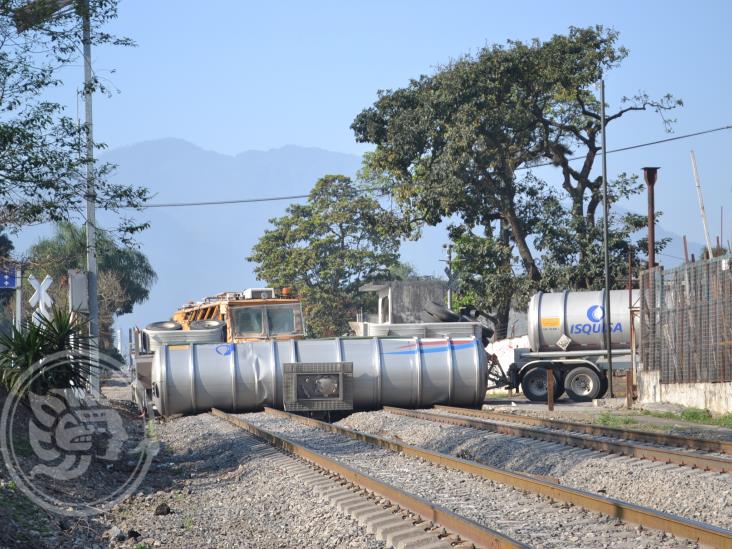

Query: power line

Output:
[139, 193, 310, 209]
[520, 124, 732, 170]
[132, 124, 732, 209]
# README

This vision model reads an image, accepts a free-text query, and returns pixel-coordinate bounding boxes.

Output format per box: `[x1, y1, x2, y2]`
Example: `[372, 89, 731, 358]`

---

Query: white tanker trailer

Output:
[133, 287, 489, 417]
[147, 335, 487, 416]
[505, 289, 639, 402]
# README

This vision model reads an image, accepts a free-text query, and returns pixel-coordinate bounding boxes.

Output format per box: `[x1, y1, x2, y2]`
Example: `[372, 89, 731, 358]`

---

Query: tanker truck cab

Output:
[172, 288, 306, 343]
[508, 290, 639, 402]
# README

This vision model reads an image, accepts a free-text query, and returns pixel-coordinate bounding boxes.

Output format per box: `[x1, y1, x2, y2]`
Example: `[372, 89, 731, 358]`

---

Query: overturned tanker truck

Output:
[131, 287, 490, 416]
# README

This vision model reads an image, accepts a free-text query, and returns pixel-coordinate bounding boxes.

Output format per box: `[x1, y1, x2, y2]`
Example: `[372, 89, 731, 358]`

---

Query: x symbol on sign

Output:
[28, 274, 54, 314]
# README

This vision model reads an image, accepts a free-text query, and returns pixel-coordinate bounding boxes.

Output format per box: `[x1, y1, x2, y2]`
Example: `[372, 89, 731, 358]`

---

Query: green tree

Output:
[247, 175, 406, 337]
[353, 26, 678, 338]
[0, 0, 148, 238]
[27, 222, 156, 349]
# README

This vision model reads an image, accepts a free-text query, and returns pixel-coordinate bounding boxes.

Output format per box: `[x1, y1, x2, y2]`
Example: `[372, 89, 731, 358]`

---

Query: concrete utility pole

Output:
[443, 244, 454, 310]
[15, 0, 99, 392]
[600, 80, 614, 397]
[81, 0, 100, 393]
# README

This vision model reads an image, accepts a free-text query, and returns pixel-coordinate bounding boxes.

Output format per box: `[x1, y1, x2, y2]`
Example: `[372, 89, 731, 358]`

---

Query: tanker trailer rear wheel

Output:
[598, 372, 609, 398]
[564, 367, 601, 402]
[521, 367, 563, 402]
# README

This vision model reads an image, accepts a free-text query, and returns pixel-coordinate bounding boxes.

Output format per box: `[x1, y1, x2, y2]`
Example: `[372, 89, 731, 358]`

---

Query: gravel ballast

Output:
[338, 410, 732, 530]
[104, 414, 384, 548]
[242, 412, 700, 549]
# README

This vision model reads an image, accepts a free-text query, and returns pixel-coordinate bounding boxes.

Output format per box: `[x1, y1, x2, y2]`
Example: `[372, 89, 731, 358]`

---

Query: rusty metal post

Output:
[546, 368, 554, 412]
[643, 167, 660, 269]
[626, 249, 634, 408]
[629, 309, 638, 408]
[643, 167, 660, 386]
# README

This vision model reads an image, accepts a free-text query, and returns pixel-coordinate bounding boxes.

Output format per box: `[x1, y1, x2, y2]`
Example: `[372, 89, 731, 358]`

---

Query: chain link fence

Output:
[640, 256, 732, 384]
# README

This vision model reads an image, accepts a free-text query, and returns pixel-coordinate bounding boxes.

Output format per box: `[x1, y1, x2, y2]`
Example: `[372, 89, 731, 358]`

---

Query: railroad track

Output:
[434, 405, 732, 454]
[210, 408, 525, 549]
[392, 406, 732, 474]
[247, 406, 732, 548]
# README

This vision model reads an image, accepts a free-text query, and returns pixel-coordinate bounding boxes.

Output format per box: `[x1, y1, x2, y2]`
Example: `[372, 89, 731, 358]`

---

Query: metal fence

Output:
[640, 256, 732, 384]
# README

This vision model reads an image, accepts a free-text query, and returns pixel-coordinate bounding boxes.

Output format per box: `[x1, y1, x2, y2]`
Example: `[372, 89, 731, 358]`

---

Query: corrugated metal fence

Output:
[640, 256, 732, 384]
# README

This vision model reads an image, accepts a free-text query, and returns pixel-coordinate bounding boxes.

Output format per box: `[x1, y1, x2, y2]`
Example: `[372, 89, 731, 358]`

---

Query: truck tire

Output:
[564, 367, 602, 402]
[521, 367, 563, 402]
[598, 372, 609, 398]
[189, 320, 225, 330]
[145, 321, 182, 331]
[423, 301, 460, 322]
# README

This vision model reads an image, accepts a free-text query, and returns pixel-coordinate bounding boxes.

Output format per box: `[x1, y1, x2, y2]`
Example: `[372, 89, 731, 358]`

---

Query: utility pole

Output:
[600, 79, 614, 397]
[81, 0, 100, 394]
[443, 244, 454, 310]
[15, 0, 99, 392]
[690, 150, 714, 260]
[15, 267, 22, 329]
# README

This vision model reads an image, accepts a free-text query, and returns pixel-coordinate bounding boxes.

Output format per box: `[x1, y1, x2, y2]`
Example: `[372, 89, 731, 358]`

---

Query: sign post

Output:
[0, 268, 22, 329]
[15, 268, 21, 329]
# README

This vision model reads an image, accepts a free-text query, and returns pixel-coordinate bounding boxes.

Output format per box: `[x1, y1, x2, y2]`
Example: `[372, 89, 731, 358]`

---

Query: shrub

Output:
[0, 308, 92, 399]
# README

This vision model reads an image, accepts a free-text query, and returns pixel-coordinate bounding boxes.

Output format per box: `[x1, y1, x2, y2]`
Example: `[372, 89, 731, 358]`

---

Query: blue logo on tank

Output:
[568, 304, 622, 335]
[215, 343, 235, 356]
[586, 305, 604, 322]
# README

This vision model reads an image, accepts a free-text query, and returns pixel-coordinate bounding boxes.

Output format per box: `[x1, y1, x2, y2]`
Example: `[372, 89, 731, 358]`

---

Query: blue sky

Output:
[23, 1, 732, 282]
[71, 0, 731, 249]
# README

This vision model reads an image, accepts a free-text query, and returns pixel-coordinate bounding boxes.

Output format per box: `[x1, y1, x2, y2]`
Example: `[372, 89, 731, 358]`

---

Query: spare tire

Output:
[423, 301, 460, 323]
[189, 320, 225, 330]
[420, 310, 442, 323]
[145, 321, 182, 331]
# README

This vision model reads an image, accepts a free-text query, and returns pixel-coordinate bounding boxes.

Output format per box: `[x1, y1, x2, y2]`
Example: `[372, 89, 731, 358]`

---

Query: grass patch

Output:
[596, 412, 639, 428]
[641, 407, 732, 428]
[0, 489, 52, 536]
[11, 433, 34, 458]
[182, 516, 194, 530]
[716, 414, 732, 428]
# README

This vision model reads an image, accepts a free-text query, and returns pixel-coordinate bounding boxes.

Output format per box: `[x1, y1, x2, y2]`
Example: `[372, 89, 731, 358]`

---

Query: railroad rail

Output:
[211, 408, 526, 549]
[260, 406, 732, 548]
[389, 407, 732, 473]
[434, 405, 732, 454]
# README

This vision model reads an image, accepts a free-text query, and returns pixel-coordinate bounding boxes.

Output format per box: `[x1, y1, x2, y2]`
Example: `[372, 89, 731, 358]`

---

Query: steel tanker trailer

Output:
[506, 289, 639, 403]
[151, 336, 487, 416]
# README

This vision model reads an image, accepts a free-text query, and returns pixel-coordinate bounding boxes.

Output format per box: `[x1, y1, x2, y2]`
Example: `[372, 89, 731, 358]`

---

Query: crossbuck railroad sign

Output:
[28, 274, 53, 322]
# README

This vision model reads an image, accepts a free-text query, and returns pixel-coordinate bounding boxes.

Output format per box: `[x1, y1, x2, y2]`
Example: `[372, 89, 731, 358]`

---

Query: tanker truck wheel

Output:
[598, 372, 609, 398]
[564, 367, 601, 402]
[521, 367, 563, 402]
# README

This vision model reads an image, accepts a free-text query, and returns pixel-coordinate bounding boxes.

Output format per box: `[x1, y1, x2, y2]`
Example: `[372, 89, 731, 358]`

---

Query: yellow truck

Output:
[171, 288, 305, 342]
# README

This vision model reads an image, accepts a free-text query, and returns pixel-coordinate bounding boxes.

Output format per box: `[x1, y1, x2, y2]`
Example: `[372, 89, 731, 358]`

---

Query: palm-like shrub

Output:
[0, 308, 92, 398]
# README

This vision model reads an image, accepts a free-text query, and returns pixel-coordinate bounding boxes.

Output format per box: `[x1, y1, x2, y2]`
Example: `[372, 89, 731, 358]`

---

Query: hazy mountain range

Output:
[12, 138, 704, 338]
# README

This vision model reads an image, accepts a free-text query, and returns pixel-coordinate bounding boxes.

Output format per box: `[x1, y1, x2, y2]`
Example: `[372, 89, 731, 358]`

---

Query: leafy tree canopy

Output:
[353, 26, 679, 337]
[0, 0, 149, 238]
[247, 175, 407, 337]
[27, 222, 157, 315]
